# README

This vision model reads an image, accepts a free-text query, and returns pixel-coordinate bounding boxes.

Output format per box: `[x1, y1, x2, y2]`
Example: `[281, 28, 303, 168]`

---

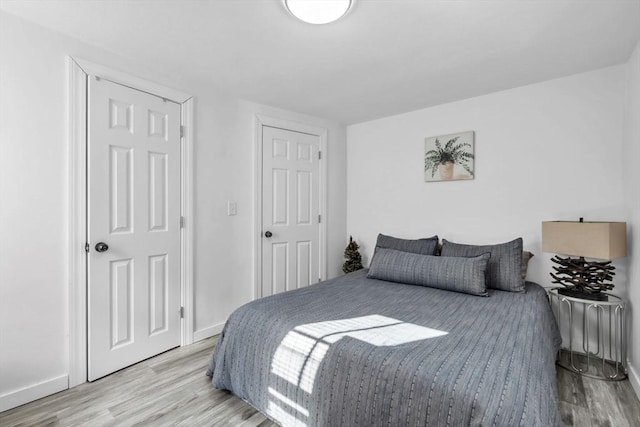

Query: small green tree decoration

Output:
[342, 236, 363, 274]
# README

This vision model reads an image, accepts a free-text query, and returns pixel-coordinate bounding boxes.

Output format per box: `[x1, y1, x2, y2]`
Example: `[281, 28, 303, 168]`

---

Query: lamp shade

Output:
[542, 221, 627, 260]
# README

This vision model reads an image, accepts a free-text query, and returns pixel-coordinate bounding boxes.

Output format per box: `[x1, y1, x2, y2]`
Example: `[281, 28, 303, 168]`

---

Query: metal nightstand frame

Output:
[547, 288, 626, 381]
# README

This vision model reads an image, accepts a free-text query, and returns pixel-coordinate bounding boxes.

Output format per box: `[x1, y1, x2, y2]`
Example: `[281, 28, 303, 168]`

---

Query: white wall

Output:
[347, 66, 629, 354]
[0, 11, 346, 410]
[191, 98, 347, 337]
[624, 39, 640, 395]
[347, 66, 626, 280]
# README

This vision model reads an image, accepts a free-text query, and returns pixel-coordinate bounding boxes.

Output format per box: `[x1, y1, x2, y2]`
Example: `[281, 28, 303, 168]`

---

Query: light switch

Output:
[227, 201, 237, 216]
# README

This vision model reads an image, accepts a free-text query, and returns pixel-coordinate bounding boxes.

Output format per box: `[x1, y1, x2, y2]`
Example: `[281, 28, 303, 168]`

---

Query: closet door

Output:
[87, 77, 181, 381]
[261, 126, 320, 297]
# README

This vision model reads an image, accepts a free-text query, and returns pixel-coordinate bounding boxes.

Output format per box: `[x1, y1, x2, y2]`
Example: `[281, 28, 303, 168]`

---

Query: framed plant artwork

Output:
[424, 130, 475, 182]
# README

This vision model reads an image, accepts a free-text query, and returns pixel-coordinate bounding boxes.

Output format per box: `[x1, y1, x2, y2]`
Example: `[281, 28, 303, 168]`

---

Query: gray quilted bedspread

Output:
[206, 270, 561, 427]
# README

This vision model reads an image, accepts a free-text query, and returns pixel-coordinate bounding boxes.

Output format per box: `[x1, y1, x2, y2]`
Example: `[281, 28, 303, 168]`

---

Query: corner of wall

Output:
[625, 38, 640, 401]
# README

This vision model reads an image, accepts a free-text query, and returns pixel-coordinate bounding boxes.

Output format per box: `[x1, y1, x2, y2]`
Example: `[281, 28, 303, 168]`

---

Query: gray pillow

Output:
[522, 251, 534, 281]
[441, 238, 524, 292]
[375, 233, 439, 256]
[367, 248, 490, 296]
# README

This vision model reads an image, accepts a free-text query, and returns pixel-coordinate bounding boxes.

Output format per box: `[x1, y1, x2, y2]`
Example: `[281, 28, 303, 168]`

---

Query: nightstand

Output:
[547, 288, 626, 381]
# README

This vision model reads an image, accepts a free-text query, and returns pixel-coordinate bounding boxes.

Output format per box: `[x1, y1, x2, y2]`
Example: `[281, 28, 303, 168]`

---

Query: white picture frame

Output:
[424, 130, 475, 182]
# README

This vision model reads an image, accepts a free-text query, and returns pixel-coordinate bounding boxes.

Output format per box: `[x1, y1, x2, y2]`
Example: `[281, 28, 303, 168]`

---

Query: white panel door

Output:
[262, 126, 320, 297]
[88, 77, 181, 381]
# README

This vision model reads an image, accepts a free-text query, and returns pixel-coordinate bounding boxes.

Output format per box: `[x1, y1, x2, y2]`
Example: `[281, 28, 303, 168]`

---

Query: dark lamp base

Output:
[558, 288, 609, 301]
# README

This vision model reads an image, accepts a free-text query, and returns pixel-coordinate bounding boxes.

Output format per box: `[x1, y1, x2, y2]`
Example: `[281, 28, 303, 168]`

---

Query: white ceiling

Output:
[2, 0, 639, 124]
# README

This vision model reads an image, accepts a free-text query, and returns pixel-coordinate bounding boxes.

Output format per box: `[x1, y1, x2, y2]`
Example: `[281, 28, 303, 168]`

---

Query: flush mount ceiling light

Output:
[284, 0, 352, 25]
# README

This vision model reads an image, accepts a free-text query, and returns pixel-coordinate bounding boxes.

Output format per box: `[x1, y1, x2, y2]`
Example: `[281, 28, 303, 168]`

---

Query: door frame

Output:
[68, 57, 195, 387]
[253, 115, 328, 299]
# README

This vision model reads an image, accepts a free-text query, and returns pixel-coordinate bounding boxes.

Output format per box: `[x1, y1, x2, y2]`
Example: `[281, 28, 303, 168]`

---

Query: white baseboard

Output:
[193, 322, 225, 342]
[628, 360, 640, 400]
[0, 375, 68, 413]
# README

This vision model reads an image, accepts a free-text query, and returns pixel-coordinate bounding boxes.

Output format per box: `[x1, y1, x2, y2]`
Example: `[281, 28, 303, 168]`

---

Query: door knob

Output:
[264, 231, 273, 238]
[95, 242, 109, 253]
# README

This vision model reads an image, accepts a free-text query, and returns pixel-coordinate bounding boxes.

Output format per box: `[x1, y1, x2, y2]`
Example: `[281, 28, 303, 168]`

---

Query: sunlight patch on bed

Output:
[266, 315, 447, 425]
[267, 400, 304, 427]
[268, 387, 309, 417]
[270, 314, 447, 394]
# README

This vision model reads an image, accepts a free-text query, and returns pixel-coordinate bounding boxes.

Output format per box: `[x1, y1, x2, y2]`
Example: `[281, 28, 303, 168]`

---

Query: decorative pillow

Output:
[367, 248, 490, 296]
[375, 233, 439, 256]
[441, 238, 524, 292]
[522, 251, 534, 281]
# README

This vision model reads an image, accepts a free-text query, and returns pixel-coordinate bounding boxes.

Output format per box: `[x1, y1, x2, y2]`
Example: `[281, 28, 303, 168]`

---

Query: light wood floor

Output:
[0, 337, 276, 427]
[556, 352, 640, 426]
[1, 337, 639, 426]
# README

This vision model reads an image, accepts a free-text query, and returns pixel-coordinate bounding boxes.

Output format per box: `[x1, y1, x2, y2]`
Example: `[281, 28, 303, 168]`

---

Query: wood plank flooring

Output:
[556, 352, 640, 426]
[0, 337, 276, 427]
[1, 336, 639, 426]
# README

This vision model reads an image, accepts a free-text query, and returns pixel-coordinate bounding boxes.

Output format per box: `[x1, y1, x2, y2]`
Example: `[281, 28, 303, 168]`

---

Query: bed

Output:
[207, 236, 562, 426]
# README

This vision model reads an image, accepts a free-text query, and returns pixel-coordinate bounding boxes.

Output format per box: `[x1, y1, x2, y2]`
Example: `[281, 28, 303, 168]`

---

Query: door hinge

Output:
[318, 214, 322, 223]
[180, 216, 185, 228]
[318, 151, 322, 160]
[180, 125, 184, 138]
[179, 306, 184, 318]
[85, 242, 90, 253]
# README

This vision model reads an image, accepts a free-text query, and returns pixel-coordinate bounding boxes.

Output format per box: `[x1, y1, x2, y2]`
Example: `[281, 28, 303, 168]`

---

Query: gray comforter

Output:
[207, 270, 561, 426]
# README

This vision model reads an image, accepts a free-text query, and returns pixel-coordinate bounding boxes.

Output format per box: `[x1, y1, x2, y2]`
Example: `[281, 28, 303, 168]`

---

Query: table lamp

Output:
[542, 218, 627, 301]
